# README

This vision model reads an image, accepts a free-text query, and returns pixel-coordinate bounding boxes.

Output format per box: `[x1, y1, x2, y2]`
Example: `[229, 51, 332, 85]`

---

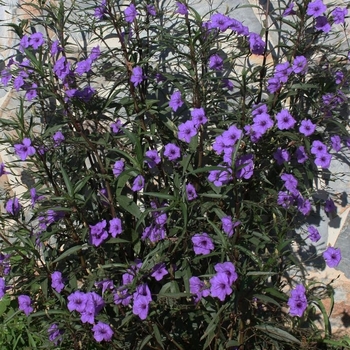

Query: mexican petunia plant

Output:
[0, 0, 349, 348]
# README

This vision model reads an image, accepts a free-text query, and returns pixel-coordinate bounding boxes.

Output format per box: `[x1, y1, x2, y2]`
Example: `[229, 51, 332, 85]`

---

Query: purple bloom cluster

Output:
[287, 284, 307, 317]
[68, 290, 105, 325]
[141, 201, 167, 243]
[90, 218, 123, 246]
[210, 262, 238, 301]
[169, 91, 184, 112]
[311, 140, 331, 169]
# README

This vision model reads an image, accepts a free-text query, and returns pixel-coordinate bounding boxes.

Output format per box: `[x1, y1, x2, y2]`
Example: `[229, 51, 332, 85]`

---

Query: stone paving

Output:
[0, 0, 350, 337]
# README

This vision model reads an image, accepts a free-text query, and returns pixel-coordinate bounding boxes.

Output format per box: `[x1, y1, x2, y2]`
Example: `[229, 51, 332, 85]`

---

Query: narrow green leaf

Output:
[117, 195, 141, 219]
[53, 245, 83, 263]
[255, 325, 301, 344]
[60, 166, 74, 197]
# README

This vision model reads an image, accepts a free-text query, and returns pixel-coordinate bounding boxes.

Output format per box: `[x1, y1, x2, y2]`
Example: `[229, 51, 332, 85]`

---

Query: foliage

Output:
[0, 0, 349, 348]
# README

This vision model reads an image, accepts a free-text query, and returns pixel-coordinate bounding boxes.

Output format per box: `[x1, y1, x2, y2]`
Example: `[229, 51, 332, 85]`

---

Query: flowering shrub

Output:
[0, 0, 349, 348]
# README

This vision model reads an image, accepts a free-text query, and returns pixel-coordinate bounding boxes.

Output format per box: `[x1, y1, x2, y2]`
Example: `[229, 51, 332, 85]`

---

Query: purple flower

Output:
[235, 154, 254, 179]
[335, 71, 344, 85]
[13, 75, 24, 91]
[191, 107, 208, 127]
[130, 66, 144, 87]
[297, 197, 311, 216]
[0, 163, 8, 177]
[210, 273, 232, 301]
[90, 220, 108, 247]
[189, 276, 210, 303]
[169, 91, 184, 112]
[178, 120, 197, 143]
[48, 323, 63, 345]
[19, 35, 30, 52]
[50, 40, 62, 55]
[209, 13, 231, 31]
[75, 58, 92, 76]
[222, 125, 242, 146]
[186, 183, 197, 201]
[151, 263, 168, 281]
[283, 2, 296, 16]
[5, 197, 21, 215]
[176, 1, 188, 15]
[1, 69, 12, 86]
[29, 32, 44, 49]
[114, 288, 132, 306]
[323, 246, 341, 268]
[94, 0, 107, 20]
[275, 62, 292, 83]
[214, 262, 238, 285]
[221, 216, 240, 237]
[53, 57, 70, 81]
[249, 33, 265, 55]
[147, 4, 156, 16]
[277, 191, 294, 209]
[208, 168, 232, 187]
[288, 284, 307, 317]
[67, 291, 88, 313]
[109, 217, 123, 237]
[25, 83, 38, 101]
[145, 149, 161, 168]
[331, 135, 341, 152]
[267, 76, 282, 94]
[132, 175, 145, 192]
[133, 295, 150, 320]
[112, 159, 125, 177]
[315, 16, 331, 32]
[111, 119, 122, 133]
[18, 295, 33, 316]
[308, 226, 321, 242]
[209, 54, 223, 71]
[311, 140, 327, 155]
[332, 7, 348, 24]
[164, 143, 181, 161]
[252, 103, 268, 117]
[222, 78, 234, 90]
[95, 279, 114, 294]
[92, 322, 114, 342]
[0, 278, 6, 299]
[295, 146, 308, 163]
[192, 233, 214, 255]
[51, 271, 65, 293]
[292, 56, 308, 74]
[276, 109, 296, 130]
[314, 153, 331, 169]
[53, 131, 65, 147]
[252, 112, 274, 134]
[281, 173, 298, 194]
[307, 0, 327, 18]
[124, 4, 138, 22]
[274, 148, 290, 165]
[299, 119, 315, 136]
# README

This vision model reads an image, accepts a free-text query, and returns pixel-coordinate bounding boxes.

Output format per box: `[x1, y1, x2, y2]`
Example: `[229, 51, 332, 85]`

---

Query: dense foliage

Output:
[0, 0, 349, 348]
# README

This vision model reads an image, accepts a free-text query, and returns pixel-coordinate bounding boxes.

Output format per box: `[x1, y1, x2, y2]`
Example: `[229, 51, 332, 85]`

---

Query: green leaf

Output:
[117, 195, 141, 219]
[142, 192, 175, 200]
[52, 245, 83, 263]
[253, 294, 281, 307]
[255, 325, 301, 344]
[60, 166, 74, 197]
[139, 335, 153, 349]
[152, 324, 164, 349]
